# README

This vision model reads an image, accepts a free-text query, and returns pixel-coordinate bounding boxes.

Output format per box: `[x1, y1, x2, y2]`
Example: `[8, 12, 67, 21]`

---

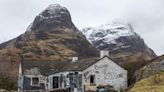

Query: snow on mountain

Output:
[26, 4, 75, 33]
[81, 21, 156, 66]
[82, 22, 136, 45]
[26, 4, 67, 32]
[38, 4, 69, 20]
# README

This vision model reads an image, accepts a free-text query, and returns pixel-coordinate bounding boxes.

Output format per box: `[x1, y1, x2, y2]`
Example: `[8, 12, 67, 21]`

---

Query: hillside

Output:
[135, 55, 164, 81]
[129, 72, 164, 92]
[128, 55, 164, 92]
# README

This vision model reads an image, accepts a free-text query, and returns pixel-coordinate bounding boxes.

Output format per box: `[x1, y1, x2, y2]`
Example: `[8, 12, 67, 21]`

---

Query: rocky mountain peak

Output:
[39, 4, 69, 19]
[99, 22, 134, 34]
[29, 4, 75, 32]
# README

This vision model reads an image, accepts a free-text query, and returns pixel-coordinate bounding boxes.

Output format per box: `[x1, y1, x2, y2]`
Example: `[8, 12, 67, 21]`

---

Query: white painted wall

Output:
[82, 57, 127, 90]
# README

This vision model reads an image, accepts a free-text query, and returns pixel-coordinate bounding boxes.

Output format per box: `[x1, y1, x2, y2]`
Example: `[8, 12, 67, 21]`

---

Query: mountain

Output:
[0, 4, 98, 82]
[81, 22, 157, 85]
[81, 22, 156, 63]
[0, 4, 98, 61]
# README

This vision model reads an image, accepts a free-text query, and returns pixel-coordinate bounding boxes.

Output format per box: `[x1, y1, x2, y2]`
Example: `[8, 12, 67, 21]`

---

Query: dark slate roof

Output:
[62, 56, 123, 71]
[62, 57, 100, 71]
[22, 56, 123, 76]
[22, 60, 68, 76]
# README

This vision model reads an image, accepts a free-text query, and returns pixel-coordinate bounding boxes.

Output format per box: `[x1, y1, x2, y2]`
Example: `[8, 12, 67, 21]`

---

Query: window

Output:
[75, 72, 78, 75]
[90, 75, 95, 85]
[32, 77, 39, 86]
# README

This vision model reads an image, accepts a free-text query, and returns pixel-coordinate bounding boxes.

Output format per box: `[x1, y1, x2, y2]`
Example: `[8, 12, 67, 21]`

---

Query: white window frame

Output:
[31, 77, 40, 86]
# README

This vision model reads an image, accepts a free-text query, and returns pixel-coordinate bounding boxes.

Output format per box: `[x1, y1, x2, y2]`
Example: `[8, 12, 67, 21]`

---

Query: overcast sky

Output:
[0, 0, 163, 56]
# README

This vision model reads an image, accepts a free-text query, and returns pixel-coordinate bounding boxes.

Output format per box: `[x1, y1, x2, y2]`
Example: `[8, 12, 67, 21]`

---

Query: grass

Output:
[129, 72, 164, 92]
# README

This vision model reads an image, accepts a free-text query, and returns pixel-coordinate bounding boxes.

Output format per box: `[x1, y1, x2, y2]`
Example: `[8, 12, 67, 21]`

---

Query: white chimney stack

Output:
[100, 50, 109, 58]
[72, 57, 78, 63]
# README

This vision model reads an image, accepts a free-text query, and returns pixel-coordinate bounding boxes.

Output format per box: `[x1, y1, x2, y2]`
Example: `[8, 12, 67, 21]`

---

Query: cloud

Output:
[0, 0, 163, 55]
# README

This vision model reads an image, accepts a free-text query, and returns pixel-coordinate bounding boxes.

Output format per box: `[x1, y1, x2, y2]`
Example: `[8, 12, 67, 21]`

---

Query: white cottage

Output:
[18, 51, 127, 92]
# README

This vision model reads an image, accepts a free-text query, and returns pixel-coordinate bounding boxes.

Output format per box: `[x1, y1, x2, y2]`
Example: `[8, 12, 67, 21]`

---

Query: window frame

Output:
[31, 77, 40, 86]
[90, 75, 96, 85]
[53, 76, 60, 89]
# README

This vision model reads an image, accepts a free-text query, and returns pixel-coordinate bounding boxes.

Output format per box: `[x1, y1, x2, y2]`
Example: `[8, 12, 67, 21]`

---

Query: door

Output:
[53, 77, 59, 88]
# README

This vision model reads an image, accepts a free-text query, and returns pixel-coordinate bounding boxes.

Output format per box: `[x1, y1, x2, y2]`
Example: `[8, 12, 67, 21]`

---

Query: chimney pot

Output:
[100, 50, 109, 58]
[72, 57, 78, 63]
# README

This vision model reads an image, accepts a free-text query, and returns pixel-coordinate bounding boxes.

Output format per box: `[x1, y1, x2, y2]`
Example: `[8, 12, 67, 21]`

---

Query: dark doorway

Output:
[53, 77, 59, 88]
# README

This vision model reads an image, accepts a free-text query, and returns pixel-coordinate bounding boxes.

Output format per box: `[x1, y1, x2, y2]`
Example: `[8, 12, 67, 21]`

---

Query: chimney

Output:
[72, 57, 78, 63]
[100, 50, 109, 58]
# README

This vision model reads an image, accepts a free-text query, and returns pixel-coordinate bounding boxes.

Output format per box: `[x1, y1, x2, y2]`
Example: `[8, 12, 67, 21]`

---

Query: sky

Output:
[0, 0, 164, 55]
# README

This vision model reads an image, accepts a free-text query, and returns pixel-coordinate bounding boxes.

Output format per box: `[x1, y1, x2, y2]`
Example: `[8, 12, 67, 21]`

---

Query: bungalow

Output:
[18, 51, 127, 92]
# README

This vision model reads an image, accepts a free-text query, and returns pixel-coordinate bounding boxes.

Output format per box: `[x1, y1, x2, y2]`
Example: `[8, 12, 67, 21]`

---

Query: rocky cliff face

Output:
[81, 22, 156, 63]
[0, 4, 98, 80]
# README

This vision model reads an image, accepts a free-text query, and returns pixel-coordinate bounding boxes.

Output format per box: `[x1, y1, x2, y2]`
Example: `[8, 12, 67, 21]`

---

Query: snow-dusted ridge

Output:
[81, 22, 136, 45]
[25, 4, 70, 32]
[38, 4, 69, 20]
